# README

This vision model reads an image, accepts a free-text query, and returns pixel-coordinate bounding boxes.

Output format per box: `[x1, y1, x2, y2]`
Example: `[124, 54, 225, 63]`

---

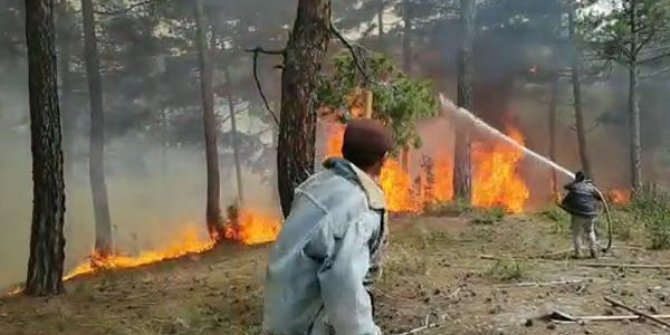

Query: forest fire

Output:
[223, 208, 282, 245]
[472, 126, 530, 213]
[323, 120, 530, 213]
[609, 189, 632, 206]
[63, 209, 281, 280]
[63, 225, 216, 280]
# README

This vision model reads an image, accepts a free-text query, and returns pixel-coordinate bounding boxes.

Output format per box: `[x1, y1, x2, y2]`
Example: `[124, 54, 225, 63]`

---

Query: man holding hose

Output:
[560, 171, 604, 259]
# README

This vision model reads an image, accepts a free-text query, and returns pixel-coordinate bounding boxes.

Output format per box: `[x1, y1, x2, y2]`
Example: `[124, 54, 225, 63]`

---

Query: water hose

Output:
[593, 187, 614, 253]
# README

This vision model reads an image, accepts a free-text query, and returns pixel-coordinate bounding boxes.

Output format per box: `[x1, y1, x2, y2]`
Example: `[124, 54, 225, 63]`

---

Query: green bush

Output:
[487, 259, 527, 281]
[539, 207, 570, 234]
[471, 207, 506, 225]
[631, 184, 670, 250]
[424, 199, 473, 217]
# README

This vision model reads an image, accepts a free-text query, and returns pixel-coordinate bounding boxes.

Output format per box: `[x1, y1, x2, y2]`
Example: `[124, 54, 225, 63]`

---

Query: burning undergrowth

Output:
[62, 207, 281, 282]
[321, 113, 531, 214]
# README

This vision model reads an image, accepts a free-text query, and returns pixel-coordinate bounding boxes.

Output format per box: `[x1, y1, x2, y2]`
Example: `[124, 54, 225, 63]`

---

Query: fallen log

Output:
[495, 279, 585, 288]
[604, 296, 670, 328]
[580, 263, 670, 269]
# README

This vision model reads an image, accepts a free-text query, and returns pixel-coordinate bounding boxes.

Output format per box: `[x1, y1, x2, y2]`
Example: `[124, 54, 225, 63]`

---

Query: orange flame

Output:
[609, 189, 631, 206]
[323, 121, 530, 213]
[223, 209, 282, 245]
[63, 224, 216, 280]
[472, 126, 530, 213]
[324, 122, 420, 212]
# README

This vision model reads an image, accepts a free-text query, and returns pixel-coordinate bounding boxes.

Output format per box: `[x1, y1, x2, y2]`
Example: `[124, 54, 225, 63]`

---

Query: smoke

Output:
[0, 85, 278, 289]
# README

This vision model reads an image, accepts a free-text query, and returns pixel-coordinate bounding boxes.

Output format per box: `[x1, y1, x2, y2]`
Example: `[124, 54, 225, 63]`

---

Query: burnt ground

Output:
[2, 210, 670, 335]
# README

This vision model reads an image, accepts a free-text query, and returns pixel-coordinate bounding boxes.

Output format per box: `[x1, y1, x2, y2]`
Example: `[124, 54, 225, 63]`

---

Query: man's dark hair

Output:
[343, 150, 386, 170]
[341, 119, 394, 170]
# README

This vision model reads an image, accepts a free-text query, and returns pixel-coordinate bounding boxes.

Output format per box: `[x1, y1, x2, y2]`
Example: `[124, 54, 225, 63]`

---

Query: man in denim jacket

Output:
[263, 119, 393, 335]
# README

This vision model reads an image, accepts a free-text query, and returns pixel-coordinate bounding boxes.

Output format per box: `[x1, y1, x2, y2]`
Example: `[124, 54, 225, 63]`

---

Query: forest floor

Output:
[2, 209, 670, 335]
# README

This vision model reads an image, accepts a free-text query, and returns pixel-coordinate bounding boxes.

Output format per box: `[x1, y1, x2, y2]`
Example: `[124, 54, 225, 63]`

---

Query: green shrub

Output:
[631, 184, 670, 250]
[424, 199, 473, 217]
[487, 259, 527, 281]
[540, 207, 570, 234]
[471, 207, 506, 225]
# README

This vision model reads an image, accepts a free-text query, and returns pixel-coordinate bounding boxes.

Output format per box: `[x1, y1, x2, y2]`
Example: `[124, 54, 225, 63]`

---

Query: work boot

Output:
[589, 249, 598, 259]
[571, 251, 581, 260]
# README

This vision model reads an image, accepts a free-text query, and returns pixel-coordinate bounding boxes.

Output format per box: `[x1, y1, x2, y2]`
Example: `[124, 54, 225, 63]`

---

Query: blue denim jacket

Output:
[262, 158, 388, 335]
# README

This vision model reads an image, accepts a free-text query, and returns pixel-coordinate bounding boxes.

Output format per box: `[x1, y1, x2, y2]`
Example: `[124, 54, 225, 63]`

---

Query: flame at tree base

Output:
[64, 224, 216, 280]
[64, 209, 281, 281]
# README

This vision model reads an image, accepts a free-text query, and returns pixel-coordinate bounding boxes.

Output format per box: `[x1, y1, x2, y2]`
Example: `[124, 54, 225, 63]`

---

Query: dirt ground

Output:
[2, 210, 670, 335]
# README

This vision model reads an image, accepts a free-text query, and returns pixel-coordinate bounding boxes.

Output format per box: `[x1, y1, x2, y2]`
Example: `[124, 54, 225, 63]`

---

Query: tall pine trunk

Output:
[277, 0, 332, 217]
[453, 0, 475, 203]
[194, 0, 223, 237]
[568, 4, 593, 178]
[81, 0, 112, 256]
[402, 0, 412, 73]
[628, 1, 642, 191]
[548, 75, 559, 199]
[24, 0, 67, 296]
[224, 67, 245, 203]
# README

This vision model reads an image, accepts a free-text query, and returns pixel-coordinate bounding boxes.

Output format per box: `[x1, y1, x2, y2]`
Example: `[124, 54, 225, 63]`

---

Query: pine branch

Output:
[244, 47, 283, 126]
[330, 23, 372, 84]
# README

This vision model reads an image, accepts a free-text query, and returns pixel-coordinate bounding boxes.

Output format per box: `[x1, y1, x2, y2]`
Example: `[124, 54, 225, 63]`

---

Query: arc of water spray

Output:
[438, 94, 575, 180]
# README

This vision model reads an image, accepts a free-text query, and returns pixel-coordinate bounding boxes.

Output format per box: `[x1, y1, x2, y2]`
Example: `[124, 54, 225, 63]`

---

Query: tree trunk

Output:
[24, 0, 67, 296]
[57, 0, 75, 178]
[402, 0, 412, 73]
[194, 0, 223, 238]
[548, 75, 559, 199]
[628, 0, 642, 191]
[278, 0, 332, 217]
[224, 67, 245, 204]
[568, 3, 593, 179]
[377, 0, 385, 51]
[81, 0, 112, 256]
[453, 0, 475, 203]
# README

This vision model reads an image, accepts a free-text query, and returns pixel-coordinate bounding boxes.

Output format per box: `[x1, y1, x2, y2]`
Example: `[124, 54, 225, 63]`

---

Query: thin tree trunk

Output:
[377, 0, 385, 51]
[24, 0, 67, 296]
[549, 74, 559, 199]
[402, 0, 412, 73]
[278, 0, 332, 217]
[453, 0, 475, 203]
[628, 0, 642, 191]
[224, 67, 245, 203]
[568, 3, 593, 178]
[81, 0, 112, 256]
[161, 108, 167, 179]
[194, 0, 223, 238]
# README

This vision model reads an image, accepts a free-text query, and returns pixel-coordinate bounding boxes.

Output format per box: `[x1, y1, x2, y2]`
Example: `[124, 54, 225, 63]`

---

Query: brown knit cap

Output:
[342, 119, 394, 158]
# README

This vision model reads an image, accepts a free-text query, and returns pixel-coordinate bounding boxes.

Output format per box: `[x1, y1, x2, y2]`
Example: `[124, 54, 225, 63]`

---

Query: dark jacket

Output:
[561, 179, 603, 218]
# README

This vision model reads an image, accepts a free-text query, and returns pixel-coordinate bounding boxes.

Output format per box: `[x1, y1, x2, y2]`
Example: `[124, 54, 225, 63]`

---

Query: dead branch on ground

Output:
[604, 296, 670, 328]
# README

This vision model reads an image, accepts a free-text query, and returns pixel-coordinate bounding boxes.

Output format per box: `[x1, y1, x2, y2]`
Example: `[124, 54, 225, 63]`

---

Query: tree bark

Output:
[24, 0, 67, 296]
[194, 0, 223, 238]
[548, 74, 559, 199]
[628, 0, 643, 191]
[81, 0, 112, 256]
[277, 0, 332, 217]
[568, 3, 593, 179]
[453, 0, 475, 203]
[224, 67, 245, 204]
[402, 0, 412, 73]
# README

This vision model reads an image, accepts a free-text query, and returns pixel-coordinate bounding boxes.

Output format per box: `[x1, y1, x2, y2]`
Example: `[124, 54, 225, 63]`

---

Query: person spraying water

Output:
[438, 94, 614, 256]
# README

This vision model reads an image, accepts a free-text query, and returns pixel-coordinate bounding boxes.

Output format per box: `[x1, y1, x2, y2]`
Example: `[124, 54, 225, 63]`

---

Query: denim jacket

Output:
[262, 158, 388, 335]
